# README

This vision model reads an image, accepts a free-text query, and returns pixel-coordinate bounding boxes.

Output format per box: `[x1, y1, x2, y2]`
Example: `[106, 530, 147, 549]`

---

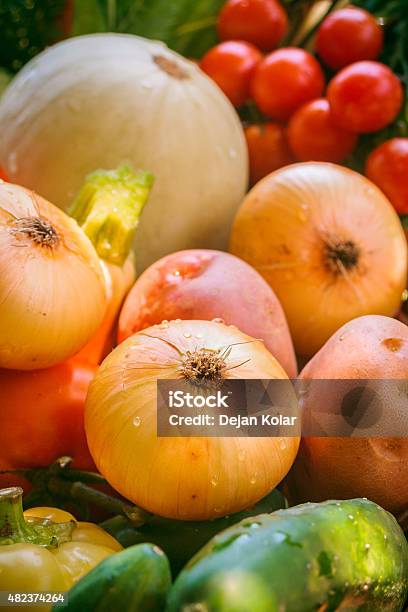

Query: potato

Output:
[285, 315, 408, 523]
[118, 249, 297, 377]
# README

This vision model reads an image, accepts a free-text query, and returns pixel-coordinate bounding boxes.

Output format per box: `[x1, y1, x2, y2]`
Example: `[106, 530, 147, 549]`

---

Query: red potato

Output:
[285, 315, 408, 523]
[118, 249, 297, 377]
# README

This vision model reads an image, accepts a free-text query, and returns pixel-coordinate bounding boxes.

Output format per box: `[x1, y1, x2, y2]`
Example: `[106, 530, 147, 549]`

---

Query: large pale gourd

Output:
[0, 34, 248, 272]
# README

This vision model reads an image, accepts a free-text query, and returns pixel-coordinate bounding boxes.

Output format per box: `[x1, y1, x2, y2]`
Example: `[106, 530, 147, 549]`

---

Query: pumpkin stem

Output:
[154, 55, 189, 80]
[324, 239, 360, 275]
[69, 164, 153, 266]
[0, 487, 75, 547]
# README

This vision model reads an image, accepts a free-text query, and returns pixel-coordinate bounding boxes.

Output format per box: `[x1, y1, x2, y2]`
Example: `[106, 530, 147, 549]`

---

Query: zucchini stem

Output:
[69, 164, 154, 266]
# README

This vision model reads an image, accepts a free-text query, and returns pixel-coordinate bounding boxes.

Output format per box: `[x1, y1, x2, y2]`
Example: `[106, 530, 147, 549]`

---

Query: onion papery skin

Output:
[229, 162, 407, 357]
[85, 320, 299, 520]
[0, 34, 248, 273]
[0, 182, 107, 369]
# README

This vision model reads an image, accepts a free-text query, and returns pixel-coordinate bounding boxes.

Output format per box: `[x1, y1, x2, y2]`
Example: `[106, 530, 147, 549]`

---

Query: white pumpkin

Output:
[0, 34, 248, 272]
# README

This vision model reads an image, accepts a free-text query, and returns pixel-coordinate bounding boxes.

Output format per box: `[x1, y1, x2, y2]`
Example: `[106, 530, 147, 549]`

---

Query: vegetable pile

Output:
[0, 0, 407, 611]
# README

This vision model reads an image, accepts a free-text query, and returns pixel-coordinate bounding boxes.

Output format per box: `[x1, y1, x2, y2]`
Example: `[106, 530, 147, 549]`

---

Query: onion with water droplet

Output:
[230, 162, 407, 357]
[85, 320, 299, 520]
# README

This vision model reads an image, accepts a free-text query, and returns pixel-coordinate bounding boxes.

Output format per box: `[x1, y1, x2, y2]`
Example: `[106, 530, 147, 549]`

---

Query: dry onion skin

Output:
[230, 162, 407, 357]
[85, 320, 299, 520]
[0, 182, 107, 369]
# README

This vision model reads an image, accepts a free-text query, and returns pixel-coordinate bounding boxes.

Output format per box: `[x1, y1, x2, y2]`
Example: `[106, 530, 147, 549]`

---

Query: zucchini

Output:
[60, 543, 171, 612]
[101, 488, 287, 576]
[167, 499, 408, 612]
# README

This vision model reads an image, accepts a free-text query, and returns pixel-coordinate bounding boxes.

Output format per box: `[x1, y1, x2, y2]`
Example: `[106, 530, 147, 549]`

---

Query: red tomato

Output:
[245, 123, 294, 184]
[218, 0, 288, 52]
[250, 48, 325, 121]
[327, 61, 403, 133]
[287, 98, 358, 163]
[316, 7, 383, 70]
[0, 360, 96, 489]
[365, 138, 408, 214]
[200, 41, 262, 107]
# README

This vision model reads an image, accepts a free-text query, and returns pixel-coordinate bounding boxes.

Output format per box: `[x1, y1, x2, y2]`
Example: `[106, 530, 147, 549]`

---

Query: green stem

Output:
[0, 487, 74, 547]
[69, 164, 154, 266]
[47, 478, 150, 527]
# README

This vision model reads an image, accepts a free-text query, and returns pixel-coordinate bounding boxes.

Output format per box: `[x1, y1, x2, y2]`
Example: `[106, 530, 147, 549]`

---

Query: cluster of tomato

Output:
[200, 0, 408, 215]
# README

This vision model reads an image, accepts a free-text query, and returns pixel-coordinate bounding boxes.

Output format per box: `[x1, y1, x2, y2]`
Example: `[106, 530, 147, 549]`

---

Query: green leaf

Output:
[72, 0, 106, 35]
[76, 0, 225, 58]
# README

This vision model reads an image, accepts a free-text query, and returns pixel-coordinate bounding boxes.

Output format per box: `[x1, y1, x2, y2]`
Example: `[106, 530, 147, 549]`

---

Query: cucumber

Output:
[60, 543, 171, 612]
[101, 488, 287, 576]
[167, 499, 408, 612]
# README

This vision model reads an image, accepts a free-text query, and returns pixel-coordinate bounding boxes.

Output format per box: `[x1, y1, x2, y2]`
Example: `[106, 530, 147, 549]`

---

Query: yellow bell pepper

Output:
[0, 487, 122, 611]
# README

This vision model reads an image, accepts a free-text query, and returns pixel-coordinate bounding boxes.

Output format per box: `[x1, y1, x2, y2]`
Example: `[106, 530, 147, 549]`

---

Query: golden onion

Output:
[0, 182, 107, 369]
[230, 162, 407, 357]
[85, 319, 299, 520]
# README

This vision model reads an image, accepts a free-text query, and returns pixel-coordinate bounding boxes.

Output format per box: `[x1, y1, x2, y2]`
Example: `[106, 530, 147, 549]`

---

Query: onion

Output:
[230, 162, 407, 357]
[0, 34, 248, 272]
[0, 181, 107, 369]
[85, 320, 299, 520]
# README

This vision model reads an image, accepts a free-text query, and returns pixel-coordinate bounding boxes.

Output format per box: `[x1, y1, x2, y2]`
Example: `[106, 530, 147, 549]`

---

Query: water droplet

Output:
[183, 332, 192, 339]
[348, 514, 354, 520]
[133, 416, 141, 427]
[339, 334, 345, 342]
[229, 148, 237, 158]
[214, 506, 223, 513]
[173, 270, 181, 276]
[212, 317, 225, 324]
[210, 476, 219, 487]
[306, 562, 312, 570]
[362, 584, 369, 592]
[279, 438, 287, 450]
[384, 534, 388, 541]
[401, 289, 408, 302]
[250, 474, 257, 485]
[364, 543, 370, 551]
